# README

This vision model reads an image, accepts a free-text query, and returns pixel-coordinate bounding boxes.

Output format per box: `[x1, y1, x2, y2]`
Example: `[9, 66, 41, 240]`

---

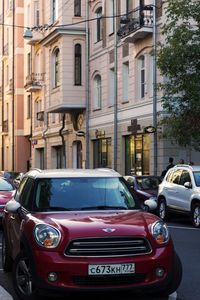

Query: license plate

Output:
[88, 263, 135, 275]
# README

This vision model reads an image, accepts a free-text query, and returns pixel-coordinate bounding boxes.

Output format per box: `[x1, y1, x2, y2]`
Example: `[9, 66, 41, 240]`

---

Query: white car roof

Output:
[25, 168, 121, 179]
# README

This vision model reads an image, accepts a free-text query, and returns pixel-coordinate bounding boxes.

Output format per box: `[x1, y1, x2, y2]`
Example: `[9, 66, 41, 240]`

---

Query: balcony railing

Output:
[24, 73, 44, 92]
[117, 5, 153, 43]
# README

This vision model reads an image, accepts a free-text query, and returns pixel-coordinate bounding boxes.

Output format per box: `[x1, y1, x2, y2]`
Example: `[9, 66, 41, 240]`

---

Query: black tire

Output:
[157, 198, 168, 221]
[191, 203, 200, 228]
[1, 232, 13, 272]
[159, 251, 183, 296]
[13, 251, 39, 300]
[147, 251, 182, 297]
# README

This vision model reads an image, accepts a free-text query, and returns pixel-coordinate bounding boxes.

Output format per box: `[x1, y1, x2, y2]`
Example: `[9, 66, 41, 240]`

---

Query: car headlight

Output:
[34, 224, 61, 248]
[151, 221, 169, 245]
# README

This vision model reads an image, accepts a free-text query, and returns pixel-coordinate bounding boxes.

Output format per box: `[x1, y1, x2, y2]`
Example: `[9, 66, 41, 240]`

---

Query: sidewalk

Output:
[0, 286, 13, 300]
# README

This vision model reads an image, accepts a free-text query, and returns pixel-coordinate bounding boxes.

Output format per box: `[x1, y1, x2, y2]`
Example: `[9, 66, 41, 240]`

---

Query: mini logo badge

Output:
[102, 228, 116, 233]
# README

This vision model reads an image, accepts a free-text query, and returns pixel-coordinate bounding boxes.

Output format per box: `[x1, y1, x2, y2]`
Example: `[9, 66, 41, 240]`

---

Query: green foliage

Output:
[157, 0, 200, 150]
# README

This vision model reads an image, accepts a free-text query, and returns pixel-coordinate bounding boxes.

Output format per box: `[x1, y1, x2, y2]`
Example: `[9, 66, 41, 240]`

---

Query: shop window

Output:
[93, 138, 112, 168]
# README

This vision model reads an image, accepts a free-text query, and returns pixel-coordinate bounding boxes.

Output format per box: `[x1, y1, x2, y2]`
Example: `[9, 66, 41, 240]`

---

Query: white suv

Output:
[157, 165, 200, 228]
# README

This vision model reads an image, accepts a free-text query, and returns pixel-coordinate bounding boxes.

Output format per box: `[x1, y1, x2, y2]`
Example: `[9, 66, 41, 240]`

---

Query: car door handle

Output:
[10, 215, 15, 220]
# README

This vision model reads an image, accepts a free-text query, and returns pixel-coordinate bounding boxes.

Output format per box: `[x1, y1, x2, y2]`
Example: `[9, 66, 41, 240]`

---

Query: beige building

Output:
[0, 0, 199, 175]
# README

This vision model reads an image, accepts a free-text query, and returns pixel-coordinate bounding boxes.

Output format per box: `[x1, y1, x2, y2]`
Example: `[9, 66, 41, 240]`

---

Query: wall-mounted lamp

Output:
[23, 28, 33, 39]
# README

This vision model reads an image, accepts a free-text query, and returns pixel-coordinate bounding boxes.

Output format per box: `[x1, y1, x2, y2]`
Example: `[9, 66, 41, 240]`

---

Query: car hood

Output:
[31, 210, 160, 238]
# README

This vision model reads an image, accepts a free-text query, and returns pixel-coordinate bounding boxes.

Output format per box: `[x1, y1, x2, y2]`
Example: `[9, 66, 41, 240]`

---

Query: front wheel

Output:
[1, 232, 13, 272]
[157, 199, 168, 221]
[191, 203, 200, 228]
[13, 251, 39, 300]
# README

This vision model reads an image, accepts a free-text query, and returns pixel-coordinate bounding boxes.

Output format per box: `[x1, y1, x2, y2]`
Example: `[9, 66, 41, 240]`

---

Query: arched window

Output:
[93, 74, 102, 109]
[74, 44, 82, 85]
[52, 48, 60, 88]
[95, 7, 102, 42]
[74, 0, 81, 17]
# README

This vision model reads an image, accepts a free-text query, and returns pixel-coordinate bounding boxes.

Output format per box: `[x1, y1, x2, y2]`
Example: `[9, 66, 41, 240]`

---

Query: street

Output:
[0, 215, 199, 300]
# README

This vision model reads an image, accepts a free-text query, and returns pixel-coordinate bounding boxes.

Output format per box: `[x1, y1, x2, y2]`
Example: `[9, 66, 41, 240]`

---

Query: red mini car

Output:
[2, 168, 182, 300]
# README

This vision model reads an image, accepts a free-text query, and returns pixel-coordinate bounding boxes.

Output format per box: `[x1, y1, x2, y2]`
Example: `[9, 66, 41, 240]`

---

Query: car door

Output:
[165, 169, 182, 208]
[175, 170, 193, 212]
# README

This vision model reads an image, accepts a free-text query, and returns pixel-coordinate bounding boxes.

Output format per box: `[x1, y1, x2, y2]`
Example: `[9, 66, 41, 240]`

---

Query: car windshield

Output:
[34, 177, 139, 211]
[136, 177, 161, 190]
[0, 178, 15, 191]
[193, 172, 200, 187]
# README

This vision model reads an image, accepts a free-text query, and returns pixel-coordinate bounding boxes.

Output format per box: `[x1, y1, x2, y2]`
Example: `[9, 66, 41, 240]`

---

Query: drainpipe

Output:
[153, 0, 157, 175]
[12, 0, 15, 171]
[85, 0, 90, 168]
[1, 0, 5, 170]
[114, 1, 118, 171]
[59, 113, 66, 168]
[42, 112, 49, 169]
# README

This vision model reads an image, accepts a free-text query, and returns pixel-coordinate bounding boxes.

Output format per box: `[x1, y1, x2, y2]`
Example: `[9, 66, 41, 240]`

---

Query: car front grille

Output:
[73, 274, 146, 286]
[65, 236, 152, 257]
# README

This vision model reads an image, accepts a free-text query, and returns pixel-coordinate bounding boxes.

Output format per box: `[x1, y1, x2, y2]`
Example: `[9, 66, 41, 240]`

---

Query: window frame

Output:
[74, 0, 81, 17]
[74, 44, 82, 86]
[93, 74, 102, 110]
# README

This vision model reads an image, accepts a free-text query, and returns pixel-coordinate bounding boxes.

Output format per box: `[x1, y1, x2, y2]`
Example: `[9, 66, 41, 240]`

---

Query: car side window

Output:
[179, 170, 191, 186]
[165, 169, 174, 182]
[171, 170, 182, 185]
[15, 177, 35, 209]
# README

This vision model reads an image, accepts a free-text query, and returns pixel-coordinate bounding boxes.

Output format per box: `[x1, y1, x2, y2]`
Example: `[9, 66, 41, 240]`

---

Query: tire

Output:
[159, 251, 183, 296]
[1, 232, 13, 272]
[157, 198, 168, 221]
[191, 203, 200, 228]
[13, 251, 39, 300]
[148, 251, 182, 297]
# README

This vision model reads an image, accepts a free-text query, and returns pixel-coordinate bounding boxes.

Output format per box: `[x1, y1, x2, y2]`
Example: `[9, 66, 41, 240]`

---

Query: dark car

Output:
[0, 178, 16, 221]
[124, 175, 162, 204]
[2, 168, 182, 300]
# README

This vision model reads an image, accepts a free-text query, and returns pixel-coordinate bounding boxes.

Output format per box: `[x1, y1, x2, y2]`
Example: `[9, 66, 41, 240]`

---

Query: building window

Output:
[108, 0, 114, 35]
[95, 7, 102, 42]
[74, 44, 82, 85]
[52, 146, 63, 168]
[52, 0, 58, 23]
[138, 55, 145, 99]
[27, 53, 31, 75]
[52, 48, 60, 88]
[74, 0, 81, 17]
[93, 138, 112, 168]
[93, 74, 102, 110]
[109, 68, 115, 106]
[34, 1, 40, 26]
[27, 95, 31, 119]
[122, 62, 129, 102]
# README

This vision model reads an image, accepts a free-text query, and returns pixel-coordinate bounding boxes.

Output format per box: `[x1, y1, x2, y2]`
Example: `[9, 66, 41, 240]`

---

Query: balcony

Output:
[117, 5, 153, 43]
[2, 120, 8, 134]
[24, 73, 44, 92]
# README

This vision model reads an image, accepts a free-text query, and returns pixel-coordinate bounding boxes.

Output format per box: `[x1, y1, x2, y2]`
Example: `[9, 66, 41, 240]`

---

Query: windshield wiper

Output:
[80, 205, 128, 210]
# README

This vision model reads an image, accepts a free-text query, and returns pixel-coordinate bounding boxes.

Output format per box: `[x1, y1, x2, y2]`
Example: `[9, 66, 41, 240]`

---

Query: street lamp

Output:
[152, 0, 157, 176]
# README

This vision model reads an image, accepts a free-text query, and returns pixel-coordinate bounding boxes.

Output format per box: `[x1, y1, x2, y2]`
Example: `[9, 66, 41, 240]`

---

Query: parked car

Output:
[0, 178, 16, 221]
[2, 168, 182, 299]
[13, 172, 24, 189]
[157, 164, 200, 227]
[124, 175, 162, 203]
[0, 171, 23, 185]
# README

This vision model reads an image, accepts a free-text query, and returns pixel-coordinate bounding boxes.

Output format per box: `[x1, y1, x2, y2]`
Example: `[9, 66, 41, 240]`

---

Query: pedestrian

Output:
[166, 157, 174, 170]
[161, 157, 175, 178]
[179, 158, 184, 164]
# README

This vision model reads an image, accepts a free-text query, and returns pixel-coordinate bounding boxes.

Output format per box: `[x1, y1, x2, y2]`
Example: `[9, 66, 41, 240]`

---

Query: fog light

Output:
[155, 267, 165, 278]
[48, 272, 58, 282]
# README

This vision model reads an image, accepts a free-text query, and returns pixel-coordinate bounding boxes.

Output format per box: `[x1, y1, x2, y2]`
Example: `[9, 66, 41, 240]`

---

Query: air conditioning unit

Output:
[37, 111, 44, 121]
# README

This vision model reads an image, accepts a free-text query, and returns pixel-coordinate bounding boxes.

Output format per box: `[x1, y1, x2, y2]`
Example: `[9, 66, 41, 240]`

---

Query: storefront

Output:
[93, 137, 112, 168]
[125, 134, 150, 175]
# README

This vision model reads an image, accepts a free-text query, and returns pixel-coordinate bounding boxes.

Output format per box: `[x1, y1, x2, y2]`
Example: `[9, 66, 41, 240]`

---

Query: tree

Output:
[157, 0, 200, 151]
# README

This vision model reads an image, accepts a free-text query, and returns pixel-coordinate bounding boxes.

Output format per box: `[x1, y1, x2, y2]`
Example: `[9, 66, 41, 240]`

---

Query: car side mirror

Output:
[5, 200, 21, 213]
[143, 199, 157, 212]
[184, 182, 192, 189]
